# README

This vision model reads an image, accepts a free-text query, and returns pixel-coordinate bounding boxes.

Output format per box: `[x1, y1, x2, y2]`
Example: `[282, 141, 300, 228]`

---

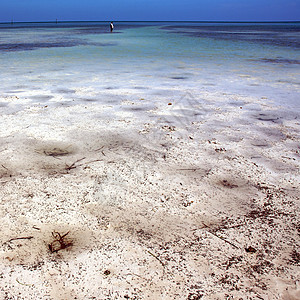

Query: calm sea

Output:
[0, 22, 299, 110]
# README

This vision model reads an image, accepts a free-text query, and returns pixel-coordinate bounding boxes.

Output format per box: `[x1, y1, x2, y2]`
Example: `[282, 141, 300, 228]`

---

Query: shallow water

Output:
[0, 21, 299, 110]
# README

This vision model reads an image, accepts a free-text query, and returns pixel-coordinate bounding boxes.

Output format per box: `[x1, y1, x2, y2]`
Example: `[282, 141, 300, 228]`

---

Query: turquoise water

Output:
[0, 22, 299, 110]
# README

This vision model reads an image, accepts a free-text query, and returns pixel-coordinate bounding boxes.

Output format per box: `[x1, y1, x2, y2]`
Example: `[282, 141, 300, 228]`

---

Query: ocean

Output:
[0, 22, 300, 300]
[0, 21, 299, 113]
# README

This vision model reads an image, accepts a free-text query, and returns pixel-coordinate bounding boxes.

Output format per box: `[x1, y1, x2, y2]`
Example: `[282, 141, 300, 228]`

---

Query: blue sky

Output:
[0, 0, 299, 22]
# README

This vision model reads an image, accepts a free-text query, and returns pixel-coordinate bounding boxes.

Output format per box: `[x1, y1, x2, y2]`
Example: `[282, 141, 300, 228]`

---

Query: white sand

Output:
[0, 88, 299, 299]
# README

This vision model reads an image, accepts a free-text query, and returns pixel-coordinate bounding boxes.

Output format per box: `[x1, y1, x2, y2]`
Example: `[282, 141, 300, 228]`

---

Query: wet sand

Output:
[0, 88, 299, 299]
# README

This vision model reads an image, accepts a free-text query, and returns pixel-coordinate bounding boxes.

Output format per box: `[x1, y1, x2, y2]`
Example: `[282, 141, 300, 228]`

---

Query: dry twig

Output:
[203, 223, 239, 249]
[146, 250, 165, 267]
[65, 158, 103, 171]
[65, 157, 86, 170]
[48, 231, 73, 253]
[8, 236, 34, 243]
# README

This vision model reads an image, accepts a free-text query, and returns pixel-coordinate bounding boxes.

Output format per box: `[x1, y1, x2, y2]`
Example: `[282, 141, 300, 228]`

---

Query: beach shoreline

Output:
[0, 85, 299, 299]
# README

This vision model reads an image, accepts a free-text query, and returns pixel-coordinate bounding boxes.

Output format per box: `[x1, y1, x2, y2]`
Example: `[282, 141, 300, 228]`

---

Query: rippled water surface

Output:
[0, 21, 299, 109]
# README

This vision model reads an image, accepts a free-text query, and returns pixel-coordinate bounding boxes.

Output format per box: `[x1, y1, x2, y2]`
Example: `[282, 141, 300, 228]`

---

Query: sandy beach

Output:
[0, 83, 299, 299]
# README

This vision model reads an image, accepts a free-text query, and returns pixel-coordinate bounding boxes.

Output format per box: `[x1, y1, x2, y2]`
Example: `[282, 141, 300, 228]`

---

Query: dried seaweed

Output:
[65, 157, 86, 170]
[65, 158, 102, 171]
[48, 231, 73, 253]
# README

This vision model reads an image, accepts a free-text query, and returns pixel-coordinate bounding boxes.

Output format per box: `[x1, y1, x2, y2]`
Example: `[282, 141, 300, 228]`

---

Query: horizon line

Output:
[1, 20, 300, 25]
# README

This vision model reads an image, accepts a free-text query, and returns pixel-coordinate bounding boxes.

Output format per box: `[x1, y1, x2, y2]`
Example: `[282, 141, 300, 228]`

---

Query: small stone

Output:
[245, 246, 257, 253]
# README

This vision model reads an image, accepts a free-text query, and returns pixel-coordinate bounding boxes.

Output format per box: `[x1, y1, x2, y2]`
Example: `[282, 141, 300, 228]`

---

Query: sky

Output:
[0, 0, 299, 23]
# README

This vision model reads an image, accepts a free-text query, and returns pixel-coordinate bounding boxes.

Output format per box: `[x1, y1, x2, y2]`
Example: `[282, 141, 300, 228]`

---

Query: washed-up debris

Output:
[146, 250, 165, 267]
[44, 148, 70, 157]
[162, 125, 176, 132]
[65, 157, 102, 171]
[7, 236, 34, 243]
[221, 180, 238, 188]
[208, 140, 217, 144]
[215, 148, 226, 152]
[48, 231, 73, 253]
[245, 246, 257, 253]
